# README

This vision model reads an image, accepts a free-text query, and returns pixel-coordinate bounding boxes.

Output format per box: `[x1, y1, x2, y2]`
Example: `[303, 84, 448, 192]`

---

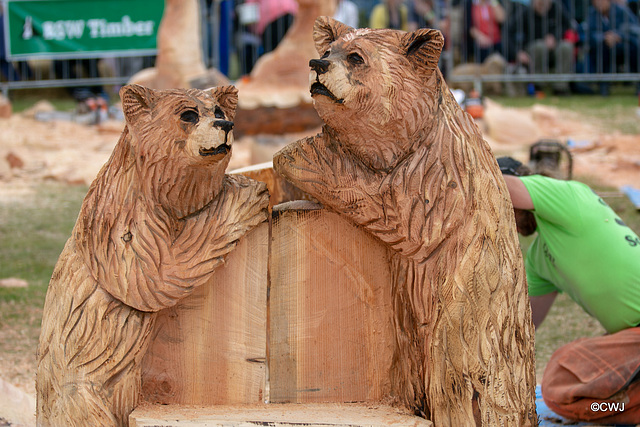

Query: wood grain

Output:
[130, 402, 433, 426]
[269, 202, 394, 404]
[141, 223, 268, 405]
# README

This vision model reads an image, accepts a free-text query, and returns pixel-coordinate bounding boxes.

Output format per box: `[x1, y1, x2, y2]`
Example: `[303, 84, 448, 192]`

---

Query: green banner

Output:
[3, 0, 165, 59]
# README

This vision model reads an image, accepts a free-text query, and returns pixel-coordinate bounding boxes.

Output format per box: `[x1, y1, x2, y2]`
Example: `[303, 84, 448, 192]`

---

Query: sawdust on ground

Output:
[1, 99, 638, 192]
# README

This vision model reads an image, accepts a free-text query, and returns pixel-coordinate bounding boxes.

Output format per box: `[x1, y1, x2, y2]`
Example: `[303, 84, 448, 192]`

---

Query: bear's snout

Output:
[213, 120, 234, 134]
[309, 59, 330, 75]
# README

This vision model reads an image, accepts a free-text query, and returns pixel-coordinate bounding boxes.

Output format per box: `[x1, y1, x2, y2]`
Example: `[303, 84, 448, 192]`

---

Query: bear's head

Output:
[309, 16, 444, 171]
[119, 84, 238, 218]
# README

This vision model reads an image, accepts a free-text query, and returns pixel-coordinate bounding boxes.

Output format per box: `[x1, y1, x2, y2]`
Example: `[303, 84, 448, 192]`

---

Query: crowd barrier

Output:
[1, 0, 638, 97]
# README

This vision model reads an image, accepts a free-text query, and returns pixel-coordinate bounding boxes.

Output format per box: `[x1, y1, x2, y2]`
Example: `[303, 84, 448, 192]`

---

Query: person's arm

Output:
[530, 291, 558, 329]
[503, 175, 534, 210]
[491, 0, 506, 23]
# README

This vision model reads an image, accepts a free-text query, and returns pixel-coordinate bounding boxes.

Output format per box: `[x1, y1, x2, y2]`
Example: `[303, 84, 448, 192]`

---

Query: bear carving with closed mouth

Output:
[36, 85, 269, 426]
[274, 17, 536, 426]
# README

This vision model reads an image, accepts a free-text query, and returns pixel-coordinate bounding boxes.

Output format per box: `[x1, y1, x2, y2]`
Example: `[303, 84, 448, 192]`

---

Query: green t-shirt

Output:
[522, 175, 640, 333]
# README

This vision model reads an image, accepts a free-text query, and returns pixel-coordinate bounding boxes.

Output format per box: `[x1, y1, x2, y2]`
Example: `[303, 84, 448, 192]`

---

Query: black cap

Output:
[497, 157, 528, 176]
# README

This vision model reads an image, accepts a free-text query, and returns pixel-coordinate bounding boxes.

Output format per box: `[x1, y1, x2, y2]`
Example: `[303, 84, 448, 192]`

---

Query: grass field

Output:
[0, 92, 638, 394]
[0, 183, 88, 392]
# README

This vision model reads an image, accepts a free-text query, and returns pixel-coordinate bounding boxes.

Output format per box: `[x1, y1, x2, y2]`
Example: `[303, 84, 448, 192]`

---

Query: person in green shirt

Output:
[498, 156, 640, 424]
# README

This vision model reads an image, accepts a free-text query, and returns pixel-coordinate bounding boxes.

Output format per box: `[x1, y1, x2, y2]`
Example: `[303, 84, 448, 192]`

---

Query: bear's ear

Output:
[209, 85, 238, 121]
[120, 84, 156, 123]
[401, 28, 444, 77]
[313, 16, 354, 56]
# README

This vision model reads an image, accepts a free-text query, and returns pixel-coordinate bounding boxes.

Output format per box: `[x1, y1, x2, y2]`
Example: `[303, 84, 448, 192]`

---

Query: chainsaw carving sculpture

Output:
[36, 85, 269, 426]
[274, 17, 536, 426]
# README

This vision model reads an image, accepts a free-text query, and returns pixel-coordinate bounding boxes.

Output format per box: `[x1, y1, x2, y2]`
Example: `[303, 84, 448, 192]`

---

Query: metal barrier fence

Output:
[444, 0, 639, 94]
[1, 0, 638, 98]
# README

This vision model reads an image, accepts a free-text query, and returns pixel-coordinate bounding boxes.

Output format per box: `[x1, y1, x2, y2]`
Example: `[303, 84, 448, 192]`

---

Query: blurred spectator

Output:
[246, 0, 298, 54]
[508, 0, 576, 94]
[369, 0, 410, 30]
[585, 0, 640, 95]
[235, 1, 262, 75]
[409, 0, 438, 30]
[334, 0, 360, 28]
[461, 0, 506, 62]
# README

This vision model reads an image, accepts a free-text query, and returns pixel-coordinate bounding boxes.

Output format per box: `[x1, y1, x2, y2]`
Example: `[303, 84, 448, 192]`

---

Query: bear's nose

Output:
[213, 120, 234, 134]
[309, 58, 330, 75]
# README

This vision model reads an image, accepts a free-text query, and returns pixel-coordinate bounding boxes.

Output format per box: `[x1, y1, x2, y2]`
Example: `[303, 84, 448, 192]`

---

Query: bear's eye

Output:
[214, 106, 225, 119]
[180, 109, 199, 124]
[321, 50, 330, 59]
[347, 53, 364, 65]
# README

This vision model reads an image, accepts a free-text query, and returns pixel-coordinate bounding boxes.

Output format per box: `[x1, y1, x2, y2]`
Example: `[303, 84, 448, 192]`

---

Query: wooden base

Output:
[130, 403, 432, 427]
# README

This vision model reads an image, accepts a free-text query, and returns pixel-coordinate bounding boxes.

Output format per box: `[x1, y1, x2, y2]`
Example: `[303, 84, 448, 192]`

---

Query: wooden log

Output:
[233, 0, 334, 136]
[141, 222, 268, 405]
[269, 202, 395, 404]
[233, 103, 322, 137]
[130, 403, 432, 426]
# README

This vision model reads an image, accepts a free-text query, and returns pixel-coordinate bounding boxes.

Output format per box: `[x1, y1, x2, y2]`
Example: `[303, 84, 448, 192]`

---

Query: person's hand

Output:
[604, 30, 621, 47]
[545, 34, 557, 49]
[471, 28, 493, 48]
[517, 50, 531, 65]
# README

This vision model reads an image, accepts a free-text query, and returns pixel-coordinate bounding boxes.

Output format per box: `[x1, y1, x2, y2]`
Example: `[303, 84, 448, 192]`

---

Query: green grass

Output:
[10, 95, 78, 114]
[0, 182, 87, 392]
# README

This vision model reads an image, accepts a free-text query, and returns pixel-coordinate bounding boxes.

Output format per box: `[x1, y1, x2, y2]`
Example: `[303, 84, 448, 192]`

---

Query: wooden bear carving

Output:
[36, 85, 269, 426]
[274, 17, 537, 426]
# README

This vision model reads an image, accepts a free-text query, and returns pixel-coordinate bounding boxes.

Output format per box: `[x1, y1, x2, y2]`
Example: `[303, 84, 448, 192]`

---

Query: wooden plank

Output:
[141, 223, 268, 405]
[130, 403, 432, 426]
[269, 202, 395, 404]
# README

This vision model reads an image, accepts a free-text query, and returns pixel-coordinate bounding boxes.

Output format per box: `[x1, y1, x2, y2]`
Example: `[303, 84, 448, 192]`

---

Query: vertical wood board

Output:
[141, 223, 268, 405]
[269, 203, 394, 403]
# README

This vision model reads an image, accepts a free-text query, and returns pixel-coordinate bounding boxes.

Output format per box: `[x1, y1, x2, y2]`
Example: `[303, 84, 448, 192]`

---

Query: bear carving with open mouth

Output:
[275, 17, 536, 426]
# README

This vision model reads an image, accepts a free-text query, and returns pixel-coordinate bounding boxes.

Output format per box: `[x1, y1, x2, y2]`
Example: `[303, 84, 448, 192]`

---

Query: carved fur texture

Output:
[36, 85, 269, 426]
[274, 17, 536, 426]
